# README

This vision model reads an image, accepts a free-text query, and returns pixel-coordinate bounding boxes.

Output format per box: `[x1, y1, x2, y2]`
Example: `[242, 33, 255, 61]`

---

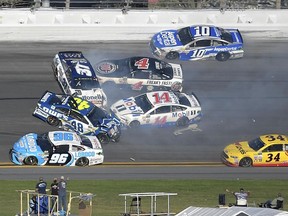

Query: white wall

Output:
[0, 9, 287, 41]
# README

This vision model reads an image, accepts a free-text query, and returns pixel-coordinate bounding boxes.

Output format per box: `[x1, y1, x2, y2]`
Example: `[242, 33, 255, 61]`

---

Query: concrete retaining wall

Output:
[0, 9, 287, 41]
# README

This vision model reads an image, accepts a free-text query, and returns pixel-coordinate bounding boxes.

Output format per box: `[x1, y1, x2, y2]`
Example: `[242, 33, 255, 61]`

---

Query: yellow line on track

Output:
[0, 161, 224, 168]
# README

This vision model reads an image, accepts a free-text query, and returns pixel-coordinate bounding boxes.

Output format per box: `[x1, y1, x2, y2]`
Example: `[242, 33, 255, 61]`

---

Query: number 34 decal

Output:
[266, 153, 280, 162]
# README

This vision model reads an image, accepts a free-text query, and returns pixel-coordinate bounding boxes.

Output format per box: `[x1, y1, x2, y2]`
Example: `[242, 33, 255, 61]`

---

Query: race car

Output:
[110, 90, 202, 128]
[33, 91, 121, 144]
[150, 25, 243, 61]
[9, 131, 104, 166]
[52, 51, 108, 107]
[94, 56, 183, 92]
[221, 134, 288, 167]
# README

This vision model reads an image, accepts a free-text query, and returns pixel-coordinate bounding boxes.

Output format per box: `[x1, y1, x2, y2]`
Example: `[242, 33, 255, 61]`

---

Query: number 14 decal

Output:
[152, 92, 171, 104]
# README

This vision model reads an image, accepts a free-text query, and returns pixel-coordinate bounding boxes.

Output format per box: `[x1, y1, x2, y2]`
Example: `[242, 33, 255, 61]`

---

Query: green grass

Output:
[1, 180, 287, 216]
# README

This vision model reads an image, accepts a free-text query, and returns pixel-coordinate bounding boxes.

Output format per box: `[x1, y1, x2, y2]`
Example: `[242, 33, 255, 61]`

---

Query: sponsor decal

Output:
[43, 107, 63, 118]
[235, 143, 246, 154]
[123, 98, 138, 112]
[172, 111, 189, 118]
[160, 31, 177, 46]
[26, 135, 37, 152]
[82, 95, 103, 100]
[63, 52, 82, 58]
[214, 47, 237, 52]
[97, 62, 117, 74]
[75, 152, 96, 157]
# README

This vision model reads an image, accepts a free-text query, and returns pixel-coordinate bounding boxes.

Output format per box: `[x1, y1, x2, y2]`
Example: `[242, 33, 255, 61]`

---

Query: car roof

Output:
[187, 25, 221, 39]
[57, 51, 97, 79]
[145, 91, 180, 106]
[39, 91, 94, 115]
[48, 131, 83, 146]
[259, 134, 288, 145]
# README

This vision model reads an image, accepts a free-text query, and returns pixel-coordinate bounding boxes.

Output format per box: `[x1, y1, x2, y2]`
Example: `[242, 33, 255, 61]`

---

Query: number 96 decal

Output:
[47, 153, 71, 165]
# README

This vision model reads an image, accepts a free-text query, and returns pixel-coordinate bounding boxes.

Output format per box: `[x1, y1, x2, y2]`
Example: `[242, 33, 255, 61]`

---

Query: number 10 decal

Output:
[194, 26, 210, 37]
[191, 49, 206, 58]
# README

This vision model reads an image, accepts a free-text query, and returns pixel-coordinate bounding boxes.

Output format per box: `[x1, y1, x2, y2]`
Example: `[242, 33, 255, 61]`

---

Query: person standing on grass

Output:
[226, 188, 250, 207]
[58, 176, 68, 213]
[35, 177, 47, 194]
[50, 177, 58, 210]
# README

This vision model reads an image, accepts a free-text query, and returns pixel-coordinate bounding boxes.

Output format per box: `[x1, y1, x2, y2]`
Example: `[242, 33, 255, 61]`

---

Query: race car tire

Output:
[24, 156, 38, 165]
[52, 66, 58, 80]
[215, 52, 230, 61]
[171, 82, 182, 92]
[129, 120, 140, 128]
[176, 117, 190, 127]
[47, 116, 61, 127]
[75, 157, 89, 167]
[166, 51, 179, 60]
[239, 157, 253, 167]
[97, 133, 110, 145]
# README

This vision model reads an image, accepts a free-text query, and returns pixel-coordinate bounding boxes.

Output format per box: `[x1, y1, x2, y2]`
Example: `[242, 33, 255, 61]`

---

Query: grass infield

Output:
[1, 179, 287, 215]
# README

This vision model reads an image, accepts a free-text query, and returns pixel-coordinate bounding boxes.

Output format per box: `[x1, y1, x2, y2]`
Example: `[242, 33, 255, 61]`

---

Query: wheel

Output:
[129, 120, 140, 128]
[97, 133, 110, 144]
[239, 157, 253, 167]
[171, 82, 182, 92]
[24, 156, 38, 165]
[75, 157, 89, 167]
[165, 51, 179, 60]
[216, 52, 230, 61]
[53, 69, 58, 80]
[47, 116, 60, 127]
[176, 117, 190, 127]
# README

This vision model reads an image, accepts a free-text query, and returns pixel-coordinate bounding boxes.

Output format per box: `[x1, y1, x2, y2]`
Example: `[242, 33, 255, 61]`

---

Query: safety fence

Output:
[1, 0, 288, 9]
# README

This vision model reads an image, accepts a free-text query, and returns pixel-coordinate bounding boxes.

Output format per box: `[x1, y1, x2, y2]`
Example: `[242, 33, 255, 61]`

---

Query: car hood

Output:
[152, 30, 182, 48]
[224, 141, 254, 155]
[110, 97, 144, 117]
[13, 133, 43, 154]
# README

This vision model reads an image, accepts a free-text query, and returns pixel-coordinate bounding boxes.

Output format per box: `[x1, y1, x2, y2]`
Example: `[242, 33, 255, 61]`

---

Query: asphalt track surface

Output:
[0, 38, 288, 180]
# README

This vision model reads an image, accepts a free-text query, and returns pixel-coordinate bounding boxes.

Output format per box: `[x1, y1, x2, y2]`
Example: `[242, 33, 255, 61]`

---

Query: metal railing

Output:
[1, 0, 287, 9]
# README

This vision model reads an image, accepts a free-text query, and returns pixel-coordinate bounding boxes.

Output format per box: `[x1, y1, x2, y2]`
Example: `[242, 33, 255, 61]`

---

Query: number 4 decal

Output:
[134, 58, 149, 70]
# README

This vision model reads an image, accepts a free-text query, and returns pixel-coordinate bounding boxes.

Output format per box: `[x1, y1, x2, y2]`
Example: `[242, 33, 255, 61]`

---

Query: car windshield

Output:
[217, 27, 233, 43]
[86, 106, 108, 126]
[73, 77, 100, 90]
[177, 27, 193, 45]
[134, 94, 153, 113]
[248, 137, 265, 151]
[37, 133, 54, 153]
[79, 134, 93, 148]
